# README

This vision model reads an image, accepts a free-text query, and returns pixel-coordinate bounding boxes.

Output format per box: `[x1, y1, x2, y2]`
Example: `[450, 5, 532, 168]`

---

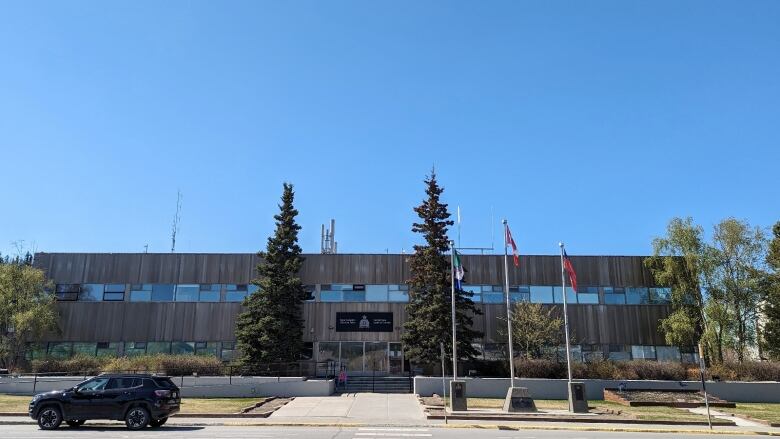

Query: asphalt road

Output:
[0, 425, 767, 439]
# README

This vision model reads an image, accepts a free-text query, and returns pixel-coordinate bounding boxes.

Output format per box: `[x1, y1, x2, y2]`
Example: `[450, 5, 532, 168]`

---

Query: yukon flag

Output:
[563, 250, 578, 293]
[453, 249, 465, 289]
[506, 225, 520, 267]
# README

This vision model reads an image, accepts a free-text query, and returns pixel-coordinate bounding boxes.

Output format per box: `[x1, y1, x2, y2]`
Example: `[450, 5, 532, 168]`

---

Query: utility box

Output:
[569, 381, 589, 413]
[503, 386, 537, 412]
[449, 380, 467, 411]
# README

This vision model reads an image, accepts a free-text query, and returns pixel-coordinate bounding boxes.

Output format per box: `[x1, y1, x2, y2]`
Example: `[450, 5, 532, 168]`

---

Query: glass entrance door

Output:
[389, 343, 403, 375]
[365, 342, 388, 375]
[341, 342, 364, 374]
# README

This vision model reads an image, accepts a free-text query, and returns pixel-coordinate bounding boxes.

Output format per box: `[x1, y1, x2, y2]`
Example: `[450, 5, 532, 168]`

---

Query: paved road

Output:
[0, 425, 769, 438]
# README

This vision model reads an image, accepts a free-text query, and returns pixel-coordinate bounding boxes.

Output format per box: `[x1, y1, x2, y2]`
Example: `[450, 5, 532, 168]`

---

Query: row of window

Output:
[27, 341, 240, 361]
[476, 343, 699, 363]
[55, 283, 673, 305]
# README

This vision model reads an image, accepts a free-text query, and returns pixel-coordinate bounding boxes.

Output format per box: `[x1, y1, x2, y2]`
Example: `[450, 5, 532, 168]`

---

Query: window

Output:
[174, 284, 199, 302]
[147, 342, 171, 354]
[582, 345, 604, 362]
[649, 287, 672, 304]
[482, 286, 504, 304]
[151, 284, 175, 301]
[301, 342, 314, 360]
[78, 378, 110, 392]
[103, 284, 125, 301]
[303, 285, 315, 301]
[25, 343, 47, 361]
[388, 284, 409, 302]
[365, 285, 389, 301]
[221, 342, 237, 361]
[553, 286, 577, 304]
[604, 287, 626, 304]
[198, 284, 221, 302]
[577, 287, 599, 304]
[79, 284, 104, 301]
[656, 346, 681, 362]
[626, 287, 649, 304]
[195, 342, 218, 357]
[130, 284, 152, 302]
[107, 378, 140, 390]
[171, 342, 195, 355]
[126, 342, 147, 356]
[72, 342, 97, 356]
[225, 284, 249, 302]
[483, 343, 505, 361]
[681, 346, 699, 364]
[96, 342, 119, 357]
[510, 286, 531, 303]
[530, 286, 554, 303]
[631, 345, 657, 360]
[462, 285, 481, 302]
[608, 344, 631, 361]
[321, 284, 352, 302]
[343, 284, 365, 302]
[47, 342, 72, 359]
[55, 284, 80, 301]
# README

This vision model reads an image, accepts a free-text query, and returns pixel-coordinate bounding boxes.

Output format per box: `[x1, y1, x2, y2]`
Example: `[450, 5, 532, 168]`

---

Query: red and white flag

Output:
[506, 225, 519, 267]
[563, 250, 578, 293]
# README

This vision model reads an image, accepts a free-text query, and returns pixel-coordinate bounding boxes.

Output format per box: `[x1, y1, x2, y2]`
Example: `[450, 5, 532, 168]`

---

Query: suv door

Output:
[100, 378, 141, 419]
[69, 377, 110, 419]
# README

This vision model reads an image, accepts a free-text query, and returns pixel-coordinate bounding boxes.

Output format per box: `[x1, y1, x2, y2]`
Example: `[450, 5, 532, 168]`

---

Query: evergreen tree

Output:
[761, 221, 780, 359]
[235, 183, 306, 366]
[402, 171, 482, 367]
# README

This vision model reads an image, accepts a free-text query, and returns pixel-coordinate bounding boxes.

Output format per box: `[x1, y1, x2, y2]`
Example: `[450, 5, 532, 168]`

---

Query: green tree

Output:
[706, 218, 767, 362]
[644, 217, 709, 359]
[402, 171, 482, 367]
[235, 183, 307, 366]
[760, 222, 780, 359]
[508, 302, 563, 360]
[0, 262, 59, 370]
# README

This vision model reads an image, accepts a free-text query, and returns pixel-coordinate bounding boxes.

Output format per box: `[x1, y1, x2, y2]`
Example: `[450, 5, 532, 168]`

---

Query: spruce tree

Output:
[402, 170, 482, 367]
[235, 183, 306, 366]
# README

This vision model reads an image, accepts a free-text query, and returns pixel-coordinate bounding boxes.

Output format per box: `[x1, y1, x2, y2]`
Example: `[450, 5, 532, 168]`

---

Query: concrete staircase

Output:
[337, 376, 413, 394]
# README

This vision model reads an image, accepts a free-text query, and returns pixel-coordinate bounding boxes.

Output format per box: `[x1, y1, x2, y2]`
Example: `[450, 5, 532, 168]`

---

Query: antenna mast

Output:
[321, 219, 337, 254]
[171, 190, 182, 253]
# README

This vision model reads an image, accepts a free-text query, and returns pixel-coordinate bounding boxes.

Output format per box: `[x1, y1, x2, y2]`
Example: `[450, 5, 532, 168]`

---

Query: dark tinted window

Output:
[153, 378, 176, 389]
[107, 377, 140, 390]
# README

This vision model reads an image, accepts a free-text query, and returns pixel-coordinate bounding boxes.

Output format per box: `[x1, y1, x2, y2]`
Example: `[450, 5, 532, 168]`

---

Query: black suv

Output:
[29, 373, 181, 430]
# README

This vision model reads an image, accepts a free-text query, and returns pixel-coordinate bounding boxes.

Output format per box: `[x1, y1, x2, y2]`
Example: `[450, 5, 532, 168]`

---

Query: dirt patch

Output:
[241, 397, 293, 416]
[604, 389, 734, 408]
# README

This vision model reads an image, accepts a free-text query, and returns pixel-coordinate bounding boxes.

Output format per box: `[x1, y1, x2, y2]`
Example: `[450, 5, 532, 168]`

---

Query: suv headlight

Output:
[31, 394, 42, 402]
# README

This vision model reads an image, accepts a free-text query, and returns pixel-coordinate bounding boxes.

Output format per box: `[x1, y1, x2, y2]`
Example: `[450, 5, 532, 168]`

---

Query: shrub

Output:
[709, 361, 780, 381]
[31, 354, 106, 375]
[616, 360, 687, 381]
[514, 358, 566, 379]
[158, 355, 222, 376]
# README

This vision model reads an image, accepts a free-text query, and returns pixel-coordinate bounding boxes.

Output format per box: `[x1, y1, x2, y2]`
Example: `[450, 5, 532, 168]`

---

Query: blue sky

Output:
[1, 1, 778, 257]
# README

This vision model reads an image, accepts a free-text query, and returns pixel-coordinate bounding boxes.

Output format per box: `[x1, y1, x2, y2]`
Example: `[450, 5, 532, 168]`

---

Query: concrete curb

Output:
[426, 414, 736, 426]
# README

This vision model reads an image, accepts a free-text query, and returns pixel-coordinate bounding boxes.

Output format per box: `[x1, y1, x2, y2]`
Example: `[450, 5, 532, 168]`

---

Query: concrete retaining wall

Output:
[0, 376, 335, 398]
[413, 377, 780, 403]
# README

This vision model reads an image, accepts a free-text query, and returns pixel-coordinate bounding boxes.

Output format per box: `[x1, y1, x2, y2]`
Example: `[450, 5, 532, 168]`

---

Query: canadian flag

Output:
[506, 226, 519, 267]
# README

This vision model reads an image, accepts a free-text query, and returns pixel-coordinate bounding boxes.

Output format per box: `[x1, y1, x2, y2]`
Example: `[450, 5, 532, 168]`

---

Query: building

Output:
[30, 252, 695, 375]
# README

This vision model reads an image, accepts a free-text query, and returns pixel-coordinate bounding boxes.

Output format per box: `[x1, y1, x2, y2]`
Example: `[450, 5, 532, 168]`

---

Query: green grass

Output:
[0, 394, 261, 414]
[724, 403, 780, 424]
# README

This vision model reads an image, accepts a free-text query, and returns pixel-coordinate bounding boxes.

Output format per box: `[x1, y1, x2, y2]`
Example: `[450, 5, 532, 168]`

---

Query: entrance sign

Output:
[336, 312, 393, 332]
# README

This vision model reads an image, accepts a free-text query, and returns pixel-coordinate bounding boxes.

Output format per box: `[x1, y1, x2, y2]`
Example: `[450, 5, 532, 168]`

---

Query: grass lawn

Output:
[725, 403, 780, 424]
[0, 395, 30, 412]
[0, 394, 262, 414]
[458, 398, 712, 422]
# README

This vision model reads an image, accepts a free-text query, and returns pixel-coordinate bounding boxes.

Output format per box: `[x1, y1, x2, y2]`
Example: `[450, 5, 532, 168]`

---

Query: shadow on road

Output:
[64, 426, 205, 432]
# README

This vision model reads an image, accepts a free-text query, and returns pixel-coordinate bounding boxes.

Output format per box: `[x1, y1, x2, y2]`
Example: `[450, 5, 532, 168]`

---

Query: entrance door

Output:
[389, 343, 403, 375]
[365, 342, 388, 376]
[341, 342, 364, 375]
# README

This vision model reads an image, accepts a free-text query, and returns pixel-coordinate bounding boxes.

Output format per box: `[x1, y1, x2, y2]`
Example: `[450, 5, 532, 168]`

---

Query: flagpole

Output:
[559, 242, 574, 411]
[502, 220, 516, 388]
[450, 240, 458, 381]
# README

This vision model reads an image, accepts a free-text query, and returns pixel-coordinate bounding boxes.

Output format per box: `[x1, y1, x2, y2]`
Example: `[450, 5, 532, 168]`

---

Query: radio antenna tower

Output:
[171, 190, 182, 253]
[321, 219, 337, 254]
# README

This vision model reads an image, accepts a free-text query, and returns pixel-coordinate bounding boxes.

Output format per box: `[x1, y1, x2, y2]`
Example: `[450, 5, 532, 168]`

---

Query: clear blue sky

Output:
[1, 1, 778, 257]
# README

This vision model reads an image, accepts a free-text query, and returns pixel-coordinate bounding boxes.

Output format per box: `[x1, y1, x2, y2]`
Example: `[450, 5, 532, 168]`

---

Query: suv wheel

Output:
[125, 407, 150, 430]
[37, 406, 62, 430]
[66, 419, 86, 427]
[149, 417, 168, 427]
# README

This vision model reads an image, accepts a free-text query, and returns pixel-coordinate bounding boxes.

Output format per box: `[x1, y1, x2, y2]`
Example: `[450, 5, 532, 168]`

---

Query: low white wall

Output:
[413, 377, 780, 403]
[0, 376, 335, 398]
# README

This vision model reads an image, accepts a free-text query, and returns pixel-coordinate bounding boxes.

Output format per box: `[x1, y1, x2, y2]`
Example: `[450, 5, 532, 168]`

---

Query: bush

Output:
[616, 360, 687, 381]
[514, 358, 566, 379]
[32, 354, 106, 375]
[709, 361, 780, 381]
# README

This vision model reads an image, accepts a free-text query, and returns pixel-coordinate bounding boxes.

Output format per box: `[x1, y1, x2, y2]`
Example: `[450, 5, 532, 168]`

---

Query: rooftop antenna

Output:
[457, 205, 462, 248]
[321, 219, 337, 254]
[171, 190, 182, 253]
[144, 244, 149, 254]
